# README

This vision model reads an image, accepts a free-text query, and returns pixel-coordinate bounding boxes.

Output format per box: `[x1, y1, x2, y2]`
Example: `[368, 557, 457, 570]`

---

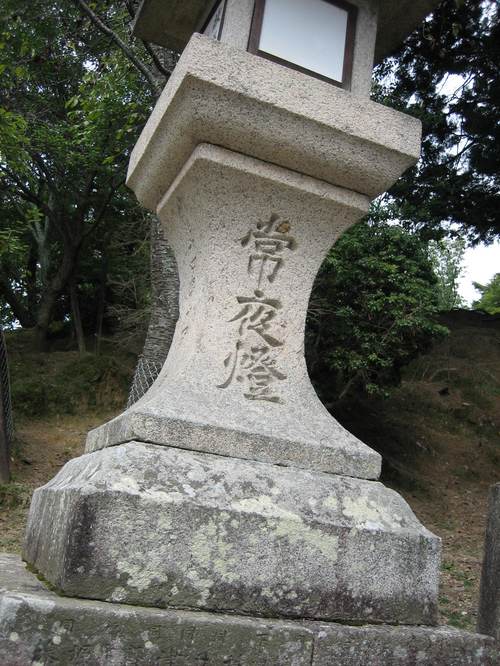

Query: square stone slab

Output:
[1, 555, 498, 666]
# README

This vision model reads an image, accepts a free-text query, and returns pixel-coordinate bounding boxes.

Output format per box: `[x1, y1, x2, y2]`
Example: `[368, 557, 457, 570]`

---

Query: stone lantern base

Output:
[1, 555, 498, 666]
[23, 442, 438, 626]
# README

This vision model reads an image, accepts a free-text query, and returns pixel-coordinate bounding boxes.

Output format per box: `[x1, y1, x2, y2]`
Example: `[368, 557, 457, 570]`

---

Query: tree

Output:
[0, 0, 166, 352]
[0, 0, 150, 348]
[70, 0, 179, 400]
[427, 237, 466, 310]
[70, 0, 499, 405]
[473, 273, 500, 314]
[307, 222, 447, 404]
[3, 0, 495, 413]
[373, 0, 500, 244]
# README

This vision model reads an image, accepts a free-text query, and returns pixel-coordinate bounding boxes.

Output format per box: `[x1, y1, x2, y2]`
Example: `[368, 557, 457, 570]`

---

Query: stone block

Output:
[24, 442, 440, 625]
[478, 482, 500, 640]
[1, 555, 498, 666]
[88, 144, 381, 481]
[135, 0, 378, 100]
[126, 34, 422, 212]
[310, 622, 499, 666]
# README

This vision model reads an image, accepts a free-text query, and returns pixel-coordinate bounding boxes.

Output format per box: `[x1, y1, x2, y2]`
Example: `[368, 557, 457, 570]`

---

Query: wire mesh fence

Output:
[127, 355, 163, 407]
[0, 329, 13, 444]
[0, 328, 13, 481]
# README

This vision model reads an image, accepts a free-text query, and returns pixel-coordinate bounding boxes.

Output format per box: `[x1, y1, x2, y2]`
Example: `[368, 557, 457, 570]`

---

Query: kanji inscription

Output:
[218, 214, 297, 403]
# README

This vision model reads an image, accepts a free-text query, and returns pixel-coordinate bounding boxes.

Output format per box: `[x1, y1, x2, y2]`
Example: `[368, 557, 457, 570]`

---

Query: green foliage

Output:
[372, 0, 500, 244]
[473, 273, 500, 314]
[0, 0, 495, 413]
[307, 222, 448, 402]
[427, 237, 466, 310]
[9, 350, 134, 417]
[0, 482, 31, 509]
[0, 108, 29, 172]
[0, 0, 156, 341]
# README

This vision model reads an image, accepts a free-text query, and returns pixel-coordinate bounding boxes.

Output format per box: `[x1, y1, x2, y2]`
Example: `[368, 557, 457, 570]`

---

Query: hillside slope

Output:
[1, 311, 499, 631]
[334, 310, 500, 629]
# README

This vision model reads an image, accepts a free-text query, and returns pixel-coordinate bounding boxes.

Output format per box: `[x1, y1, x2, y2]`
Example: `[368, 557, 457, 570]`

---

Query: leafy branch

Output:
[72, 0, 162, 95]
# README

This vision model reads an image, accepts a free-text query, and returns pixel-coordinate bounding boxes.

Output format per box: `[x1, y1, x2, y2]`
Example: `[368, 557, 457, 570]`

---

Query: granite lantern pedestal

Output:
[1, 3, 499, 665]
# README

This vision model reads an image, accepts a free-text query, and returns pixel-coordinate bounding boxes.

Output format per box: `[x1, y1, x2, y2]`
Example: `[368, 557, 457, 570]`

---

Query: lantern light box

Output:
[248, 0, 357, 87]
[204, 0, 357, 87]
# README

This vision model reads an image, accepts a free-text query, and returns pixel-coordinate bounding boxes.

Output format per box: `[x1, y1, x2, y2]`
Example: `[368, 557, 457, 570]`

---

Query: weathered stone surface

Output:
[2, 555, 498, 666]
[126, 34, 422, 213]
[0, 555, 312, 665]
[24, 442, 440, 625]
[88, 144, 381, 481]
[478, 482, 500, 640]
[310, 621, 500, 666]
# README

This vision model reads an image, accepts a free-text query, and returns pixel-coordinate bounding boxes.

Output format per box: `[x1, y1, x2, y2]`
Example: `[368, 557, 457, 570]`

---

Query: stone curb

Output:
[1, 555, 497, 666]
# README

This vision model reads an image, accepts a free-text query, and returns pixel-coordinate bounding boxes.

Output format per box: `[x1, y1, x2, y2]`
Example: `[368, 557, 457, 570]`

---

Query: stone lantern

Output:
[1, 1, 498, 663]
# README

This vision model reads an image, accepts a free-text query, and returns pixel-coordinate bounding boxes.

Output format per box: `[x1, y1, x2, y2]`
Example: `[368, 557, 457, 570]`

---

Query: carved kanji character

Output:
[240, 214, 297, 286]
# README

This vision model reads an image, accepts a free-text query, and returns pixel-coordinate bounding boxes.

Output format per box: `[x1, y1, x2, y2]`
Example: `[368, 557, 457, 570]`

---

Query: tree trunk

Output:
[128, 216, 179, 405]
[26, 244, 38, 317]
[35, 291, 57, 352]
[94, 257, 107, 355]
[35, 242, 79, 352]
[70, 278, 86, 355]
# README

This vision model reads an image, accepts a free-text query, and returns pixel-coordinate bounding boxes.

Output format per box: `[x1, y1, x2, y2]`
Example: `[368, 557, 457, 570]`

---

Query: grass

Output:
[440, 562, 476, 631]
[442, 561, 475, 590]
[0, 481, 31, 509]
[452, 466, 480, 481]
[441, 610, 475, 631]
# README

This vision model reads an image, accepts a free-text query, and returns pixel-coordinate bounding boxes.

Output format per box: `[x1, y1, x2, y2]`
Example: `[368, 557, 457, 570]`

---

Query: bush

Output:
[9, 350, 134, 418]
[0, 481, 31, 509]
[307, 221, 448, 403]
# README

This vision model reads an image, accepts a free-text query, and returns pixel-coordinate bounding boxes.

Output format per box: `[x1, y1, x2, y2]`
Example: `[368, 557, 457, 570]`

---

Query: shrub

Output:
[307, 221, 448, 403]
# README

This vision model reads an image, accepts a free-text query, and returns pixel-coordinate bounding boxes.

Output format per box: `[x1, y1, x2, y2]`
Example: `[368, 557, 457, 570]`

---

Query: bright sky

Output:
[458, 241, 500, 305]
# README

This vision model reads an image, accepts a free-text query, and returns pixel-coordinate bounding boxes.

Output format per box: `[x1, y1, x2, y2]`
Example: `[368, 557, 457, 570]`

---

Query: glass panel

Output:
[203, 0, 225, 41]
[259, 0, 349, 82]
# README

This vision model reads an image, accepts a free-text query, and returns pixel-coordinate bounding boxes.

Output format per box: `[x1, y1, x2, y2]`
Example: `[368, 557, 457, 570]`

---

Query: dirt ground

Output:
[331, 311, 500, 631]
[0, 411, 116, 553]
[400, 431, 495, 632]
[398, 314, 500, 630]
